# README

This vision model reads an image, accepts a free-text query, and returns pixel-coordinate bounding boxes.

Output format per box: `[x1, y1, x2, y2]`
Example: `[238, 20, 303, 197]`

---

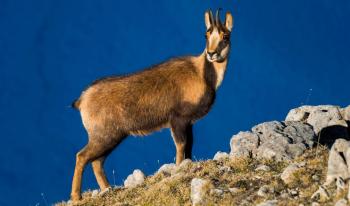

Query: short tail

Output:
[71, 98, 81, 110]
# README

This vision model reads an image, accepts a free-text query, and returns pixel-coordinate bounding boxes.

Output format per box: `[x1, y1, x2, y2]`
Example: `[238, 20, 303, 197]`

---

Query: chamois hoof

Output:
[70, 193, 82, 202]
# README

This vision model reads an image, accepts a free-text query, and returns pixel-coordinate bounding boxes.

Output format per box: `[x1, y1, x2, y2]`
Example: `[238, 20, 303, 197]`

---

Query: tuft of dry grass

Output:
[55, 146, 347, 206]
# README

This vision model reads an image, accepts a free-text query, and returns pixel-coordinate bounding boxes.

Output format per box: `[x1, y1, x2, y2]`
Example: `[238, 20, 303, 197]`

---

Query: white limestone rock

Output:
[213, 151, 229, 161]
[281, 162, 305, 184]
[191, 178, 210, 206]
[257, 185, 274, 197]
[335, 198, 348, 206]
[91, 189, 99, 198]
[341, 105, 350, 121]
[255, 164, 271, 172]
[124, 169, 145, 188]
[256, 200, 278, 206]
[230, 121, 316, 162]
[230, 131, 259, 158]
[325, 138, 350, 186]
[228, 187, 241, 194]
[286, 105, 348, 146]
[210, 188, 224, 196]
[157, 163, 176, 175]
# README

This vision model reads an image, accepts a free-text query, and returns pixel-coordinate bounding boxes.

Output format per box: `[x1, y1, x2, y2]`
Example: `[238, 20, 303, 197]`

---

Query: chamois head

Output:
[204, 9, 233, 63]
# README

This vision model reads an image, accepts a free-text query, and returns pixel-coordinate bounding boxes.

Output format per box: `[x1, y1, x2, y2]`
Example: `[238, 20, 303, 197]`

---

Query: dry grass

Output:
[56, 146, 346, 206]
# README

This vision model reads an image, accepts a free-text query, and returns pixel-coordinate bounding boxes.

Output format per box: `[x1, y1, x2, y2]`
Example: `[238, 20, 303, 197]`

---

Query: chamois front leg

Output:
[170, 117, 193, 165]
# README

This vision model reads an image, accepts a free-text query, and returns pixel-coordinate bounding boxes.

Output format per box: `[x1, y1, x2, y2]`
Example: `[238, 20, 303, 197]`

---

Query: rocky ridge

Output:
[56, 105, 350, 206]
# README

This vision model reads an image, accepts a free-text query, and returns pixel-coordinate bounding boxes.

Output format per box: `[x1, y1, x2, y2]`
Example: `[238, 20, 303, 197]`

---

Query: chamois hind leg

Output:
[91, 132, 126, 192]
[184, 124, 193, 160]
[71, 132, 126, 201]
[71, 144, 95, 201]
[170, 117, 193, 165]
[91, 156, 110, 191]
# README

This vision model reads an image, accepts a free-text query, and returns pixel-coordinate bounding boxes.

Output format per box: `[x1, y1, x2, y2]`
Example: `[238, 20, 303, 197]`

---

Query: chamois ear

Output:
[225, 12, 234, 32]
[204, 10, 213, 30]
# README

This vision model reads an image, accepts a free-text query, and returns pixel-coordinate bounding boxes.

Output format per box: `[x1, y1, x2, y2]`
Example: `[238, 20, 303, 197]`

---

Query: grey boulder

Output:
[286, 105, 349, 146]
[230, 121, 315, 161]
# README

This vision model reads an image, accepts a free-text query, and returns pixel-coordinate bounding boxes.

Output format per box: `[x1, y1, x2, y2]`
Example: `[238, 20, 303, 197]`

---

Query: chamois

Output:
[70, 9, 233, 201]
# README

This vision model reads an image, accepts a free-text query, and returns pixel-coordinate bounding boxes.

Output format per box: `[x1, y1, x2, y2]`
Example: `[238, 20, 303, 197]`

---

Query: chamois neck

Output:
[192, 51, 228, 90]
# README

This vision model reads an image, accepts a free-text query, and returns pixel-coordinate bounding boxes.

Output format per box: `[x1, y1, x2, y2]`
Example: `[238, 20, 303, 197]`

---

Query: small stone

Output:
[157, 163, 176, 175]
[228, 187, 240, 194]
[256, 200, 278, 206]
[91, 189, 99, 198]
[255, 164, 271, 172]
[113, 185, 122, 190]
[311, 202, 320, 206]
[281, 162, 305, 184]
[124, 169, 145, 188]
[257, 186, 268, 197]
[257, 185, 273, 197]
[213, 151, 229, 161]
[280, 192, 289, 199]
[191, 178, 210, 206]
[312, 175, 320, 181]
[289, 189, 298, 196]
[210, 188, 224, 196]
[335, 199, 348, 206]
[219, 166, 232, 173]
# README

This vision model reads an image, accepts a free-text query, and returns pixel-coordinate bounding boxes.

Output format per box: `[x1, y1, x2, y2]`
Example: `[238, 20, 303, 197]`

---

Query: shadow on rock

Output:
[318, 125, 349, 148]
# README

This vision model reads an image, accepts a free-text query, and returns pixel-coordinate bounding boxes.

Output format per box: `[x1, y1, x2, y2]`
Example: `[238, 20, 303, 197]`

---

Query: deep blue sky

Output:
[1, 0, 350, 205]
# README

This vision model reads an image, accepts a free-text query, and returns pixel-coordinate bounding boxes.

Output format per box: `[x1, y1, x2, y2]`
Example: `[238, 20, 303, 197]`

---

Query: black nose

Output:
[207, 51, 216, 57]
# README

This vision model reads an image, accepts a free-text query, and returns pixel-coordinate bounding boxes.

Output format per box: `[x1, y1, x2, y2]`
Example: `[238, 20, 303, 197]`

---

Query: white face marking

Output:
[206, 28, 220, 62]
[209, 28, 220, 50]
[219, 45, 229, 60]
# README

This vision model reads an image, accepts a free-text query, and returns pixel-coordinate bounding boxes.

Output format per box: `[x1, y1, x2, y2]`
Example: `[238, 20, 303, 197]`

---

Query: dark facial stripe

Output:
[217, 40, 229, 54]
[204, 57, 217, 90]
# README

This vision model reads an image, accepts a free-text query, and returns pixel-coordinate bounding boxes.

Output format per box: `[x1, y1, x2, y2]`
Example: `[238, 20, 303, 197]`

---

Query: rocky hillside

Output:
[56, 105, 350, 206]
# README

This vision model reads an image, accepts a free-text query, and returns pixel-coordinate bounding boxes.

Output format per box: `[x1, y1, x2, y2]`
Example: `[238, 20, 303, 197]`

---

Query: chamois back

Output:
[76, 57, 207, 136]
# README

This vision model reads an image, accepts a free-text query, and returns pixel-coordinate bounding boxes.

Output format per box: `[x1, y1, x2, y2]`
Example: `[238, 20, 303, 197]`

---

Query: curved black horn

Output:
[216, 8, 222, 26]
[209, 9, 214, 24]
